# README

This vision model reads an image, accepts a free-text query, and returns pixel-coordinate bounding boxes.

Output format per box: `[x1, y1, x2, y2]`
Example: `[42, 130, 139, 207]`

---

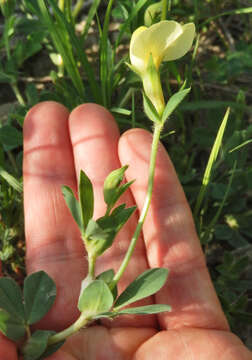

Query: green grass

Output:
[0, 0, 251, 348]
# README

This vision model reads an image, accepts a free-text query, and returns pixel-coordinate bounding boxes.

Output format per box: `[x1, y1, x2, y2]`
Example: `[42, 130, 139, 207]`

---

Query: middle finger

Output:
[68, 104, 155, 327]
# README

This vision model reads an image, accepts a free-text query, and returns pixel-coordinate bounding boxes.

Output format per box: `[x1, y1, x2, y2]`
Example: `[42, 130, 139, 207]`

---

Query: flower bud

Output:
[142, 53, 165, 115]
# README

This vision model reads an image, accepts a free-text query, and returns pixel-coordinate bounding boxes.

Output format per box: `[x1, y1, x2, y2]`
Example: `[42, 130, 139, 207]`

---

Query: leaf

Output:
[161, 88, 191, 124]
[143, 91, 161, 124]
[114, 304, 171, 315]
[114, 268, 169, 310]
[0, 125, 23, 151]
[61, 185, 83, 231]
[193, 107, 230, 218]
[96, 269, 115, 283]
[0, 309, 26, 341]
[96, 269, 117, 299]
[39, 340, 65, 359]
[24, 271, 56, 325]
[0, 277, 25, 320]
[79, 170, 94, 230]
[103, 166, 128, 208]
[23, 330, 54, 360]
[78, 280, 113, 316]
[85, 205, 136, 257]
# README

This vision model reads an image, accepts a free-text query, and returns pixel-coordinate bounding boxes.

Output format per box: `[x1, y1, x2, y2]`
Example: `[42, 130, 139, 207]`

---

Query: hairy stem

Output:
[111, 123, 163, 288]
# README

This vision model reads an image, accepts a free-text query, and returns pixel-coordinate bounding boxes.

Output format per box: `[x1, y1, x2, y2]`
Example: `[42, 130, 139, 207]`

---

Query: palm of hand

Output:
[0, 103, 251, 360]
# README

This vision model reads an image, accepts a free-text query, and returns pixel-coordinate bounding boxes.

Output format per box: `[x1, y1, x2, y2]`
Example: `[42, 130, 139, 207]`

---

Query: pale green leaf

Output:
[114, 268, 169, 310]
[61, 185, 83, 231]
[161, 88, 191, 124]
[79, 170, 94, 230]
[78, 280, 113, 316]
[115, 304, 171, 315]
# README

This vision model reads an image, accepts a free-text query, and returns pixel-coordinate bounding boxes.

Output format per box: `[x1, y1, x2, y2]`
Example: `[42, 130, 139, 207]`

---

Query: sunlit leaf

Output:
[114, 268, 168, 310]
[78, 280, 113, 316]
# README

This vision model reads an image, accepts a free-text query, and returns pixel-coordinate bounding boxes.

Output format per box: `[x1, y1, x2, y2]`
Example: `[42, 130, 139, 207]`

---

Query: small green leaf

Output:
[161, 88, 191, 124]
[0, 277, 25, 320]
[143, 91, 161, 124]
[96, 269, 114, 283]
[96, 269, 117, 299]
[61, 185, 83, 231]
[79, 170, 94, 230]
[24, 271, 56, 325]
[114, 304, 171, 315]
[23, 330, 54, 360]
[114, 268, 169, 310]
[104, 166, 128, 208]
[78, 280, 113, 316]
[0, 309, 26, 341]
[85, 205, 136, 257]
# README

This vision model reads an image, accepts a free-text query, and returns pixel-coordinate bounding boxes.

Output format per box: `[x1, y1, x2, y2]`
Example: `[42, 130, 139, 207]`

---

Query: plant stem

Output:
[73, 0, 85, 19]
[88, 254, 96, 279]
[48, 312, 89, 345]
[4, 18, 26, 106]
[111, 123, 163, 288]
[11, 82, 25, 106]
[161, 0, 168, 20]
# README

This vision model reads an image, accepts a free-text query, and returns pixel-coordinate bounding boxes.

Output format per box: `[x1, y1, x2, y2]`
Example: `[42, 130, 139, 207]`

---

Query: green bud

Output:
[0, 0, 16, 18]
[142, 53, 165, 116]
[144, 2, 162, 27]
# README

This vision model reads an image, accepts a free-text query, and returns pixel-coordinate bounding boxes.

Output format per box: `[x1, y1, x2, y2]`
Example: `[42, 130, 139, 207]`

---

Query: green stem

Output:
[111, 123, 163, 288]
[58, 0, 65, 11]
[88, 254, 96, 279]
[11, 82, 25, 106]
[3, 18, 25, 106]
[48, 312, 89, 345]
[73, 0, 85, 19]
[161, 0, 168, 20]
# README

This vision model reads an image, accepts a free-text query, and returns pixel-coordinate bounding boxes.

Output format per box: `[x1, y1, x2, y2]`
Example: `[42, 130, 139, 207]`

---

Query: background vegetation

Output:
[0, 0, 251, 348]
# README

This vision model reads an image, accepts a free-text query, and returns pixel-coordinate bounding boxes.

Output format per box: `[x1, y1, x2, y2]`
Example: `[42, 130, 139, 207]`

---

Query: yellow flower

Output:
[130, 20, 195, 75]
[129, 20, 195, 115]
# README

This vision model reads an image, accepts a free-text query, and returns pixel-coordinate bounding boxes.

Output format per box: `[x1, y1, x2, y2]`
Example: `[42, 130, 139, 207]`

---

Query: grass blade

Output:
[193, 107, 230, 219]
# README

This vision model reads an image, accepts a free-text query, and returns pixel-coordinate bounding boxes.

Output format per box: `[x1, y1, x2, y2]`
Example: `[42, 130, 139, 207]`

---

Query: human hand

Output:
[1, 102, 251, 359]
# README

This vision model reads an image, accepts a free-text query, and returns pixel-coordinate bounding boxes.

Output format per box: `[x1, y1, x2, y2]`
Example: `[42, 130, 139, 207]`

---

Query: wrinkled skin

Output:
[1, 102, 251, 360]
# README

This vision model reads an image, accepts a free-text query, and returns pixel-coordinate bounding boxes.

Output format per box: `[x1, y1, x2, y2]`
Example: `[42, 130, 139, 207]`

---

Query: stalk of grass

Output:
[0, 167, 22, 193]
[114, 0, 149, 53]
[80, 0, 101, 41]
[193, 107, 230, 219]
[131, 89, 135, 128]
[201, 160, 237, 244]
[38, 0, 86, 101]
[45, 0, 102, 104]
[229, 140, 252, 153]
[73, 0, 85, 19]
[201, 6, 252, 26]
[3, 17, 26, 106]
[58, 0, 65, 11]
[100, 0, 115, 108]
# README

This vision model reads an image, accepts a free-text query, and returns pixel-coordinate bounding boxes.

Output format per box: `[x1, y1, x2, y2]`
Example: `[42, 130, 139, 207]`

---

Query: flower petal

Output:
[163, 23, 195, 61]
[130, 26, 148, 74]
[130, 21, 183, 73]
